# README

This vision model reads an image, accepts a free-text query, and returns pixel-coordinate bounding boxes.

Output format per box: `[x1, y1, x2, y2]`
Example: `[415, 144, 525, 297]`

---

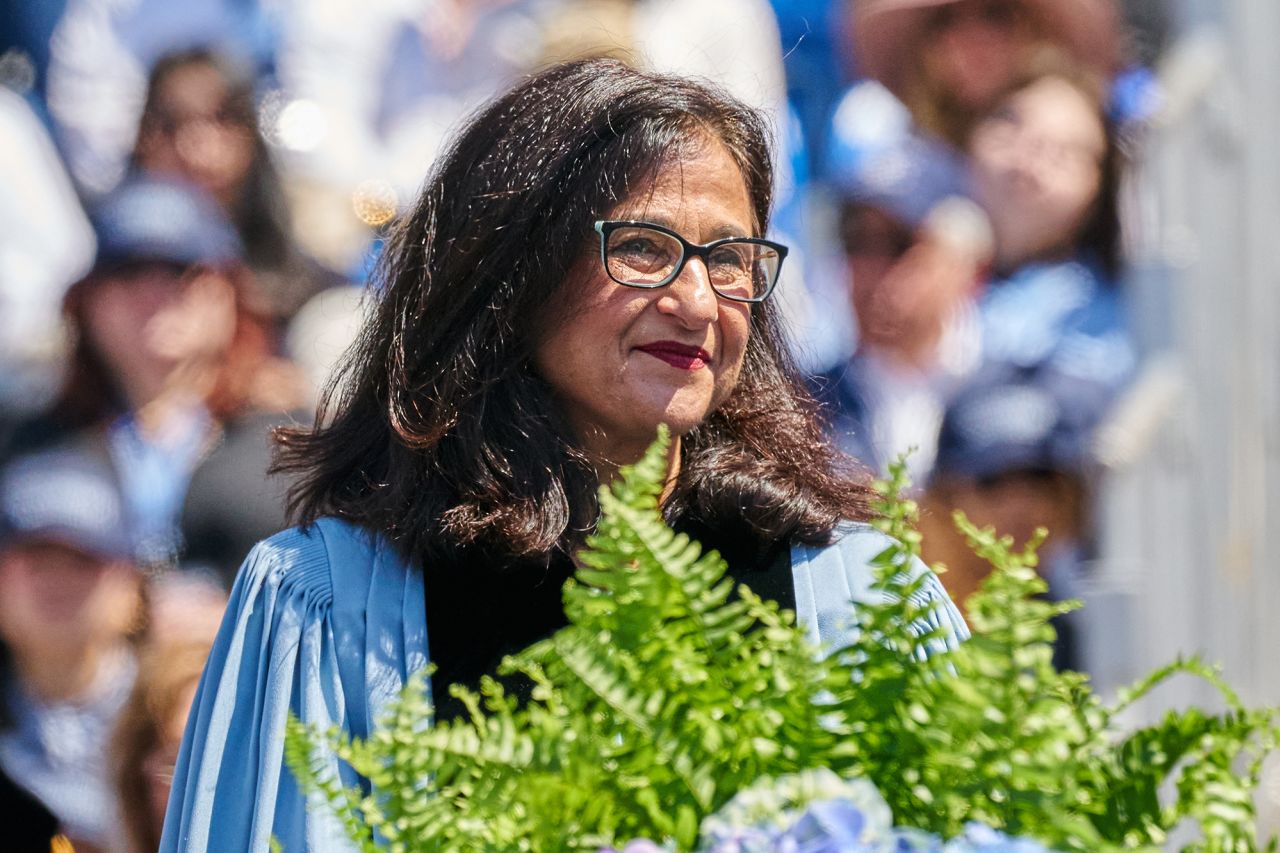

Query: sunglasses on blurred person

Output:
[928, 0, 1027, 32]
[973, 101, 1106, 184]
[838, 205, 916, 260]
[94, 259, 194, 282]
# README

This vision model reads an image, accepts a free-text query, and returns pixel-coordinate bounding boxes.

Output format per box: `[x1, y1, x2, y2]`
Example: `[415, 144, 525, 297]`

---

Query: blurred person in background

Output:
[132, 47, 344, 327]
[0, 448, 144, 852]
[806, 0, 1126, 371]
[0, 762, 62, 852]
[968, 56, 1136, 394]
[113, 640, 215, 853]
[812, 133, 989, 481]
[0, 87, 95, 430]
[847, 0, 1122, 149]
[2, 176, 300, 567]
[272, 0, 554, 269]
[38, 0, 277, 196]
[920, 364, 1112, 671]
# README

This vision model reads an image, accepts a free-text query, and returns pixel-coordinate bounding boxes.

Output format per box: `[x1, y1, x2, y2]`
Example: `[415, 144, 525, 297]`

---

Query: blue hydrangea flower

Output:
[940, 823, 1054, 852]
[604, 776, 1057, 853]
[701, 769, 895, 850]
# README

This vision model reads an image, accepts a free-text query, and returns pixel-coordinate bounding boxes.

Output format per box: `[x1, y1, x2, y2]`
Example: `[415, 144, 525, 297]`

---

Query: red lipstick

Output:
[636, 341, 712, 370]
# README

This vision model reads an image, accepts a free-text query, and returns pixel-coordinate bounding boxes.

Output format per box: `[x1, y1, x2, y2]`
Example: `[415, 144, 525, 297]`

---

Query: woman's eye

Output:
[614, 236, 673, 268]
[617, 237, 660, 255]
[708, 246, 751, 273]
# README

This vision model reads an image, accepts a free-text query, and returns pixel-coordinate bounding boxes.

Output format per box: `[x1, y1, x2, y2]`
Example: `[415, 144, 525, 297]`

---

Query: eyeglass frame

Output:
[593, 219, 789, 304]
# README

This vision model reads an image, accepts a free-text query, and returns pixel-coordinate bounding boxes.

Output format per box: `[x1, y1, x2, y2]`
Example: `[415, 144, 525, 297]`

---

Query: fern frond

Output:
[282, 439, 1280, 853]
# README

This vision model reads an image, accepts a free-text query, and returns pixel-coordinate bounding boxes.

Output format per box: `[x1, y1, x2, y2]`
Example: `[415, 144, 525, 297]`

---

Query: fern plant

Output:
[286, 429, 1279, 852]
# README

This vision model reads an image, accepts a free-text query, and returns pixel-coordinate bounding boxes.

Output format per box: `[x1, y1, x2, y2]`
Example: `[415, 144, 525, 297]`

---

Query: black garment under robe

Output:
[424, 517, 794, 723]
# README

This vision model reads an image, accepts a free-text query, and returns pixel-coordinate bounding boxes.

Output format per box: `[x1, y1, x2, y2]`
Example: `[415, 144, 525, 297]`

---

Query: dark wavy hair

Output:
[274, 58, 874, 569]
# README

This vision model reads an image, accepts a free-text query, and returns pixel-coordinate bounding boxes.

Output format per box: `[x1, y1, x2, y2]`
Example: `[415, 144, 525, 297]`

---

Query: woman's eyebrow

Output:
[707, 223, 754, 240]
[616, 212, 754, 241]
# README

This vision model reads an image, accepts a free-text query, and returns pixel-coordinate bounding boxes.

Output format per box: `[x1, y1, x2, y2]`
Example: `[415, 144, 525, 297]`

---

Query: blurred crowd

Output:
[0, 0, 1169, 849]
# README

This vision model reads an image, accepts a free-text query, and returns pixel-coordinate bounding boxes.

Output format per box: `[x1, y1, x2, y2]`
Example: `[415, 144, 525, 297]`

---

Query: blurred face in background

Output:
[922, 468, 1083, 605]
[0, 538, 140, 660]
[923, 0, 1036, 111]
[945, 468, 1082, 549]
[842, 205, 922, 348]
[78, 261, 239, 403]
[969, 76, 1107, 270]
[840, 203, 976, 367]
[135, 59, 255, 206]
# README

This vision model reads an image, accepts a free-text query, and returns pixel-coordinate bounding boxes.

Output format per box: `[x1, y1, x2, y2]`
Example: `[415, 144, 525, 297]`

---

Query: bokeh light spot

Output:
[275, 98, 326, 152]
[352, 179, 398, 227]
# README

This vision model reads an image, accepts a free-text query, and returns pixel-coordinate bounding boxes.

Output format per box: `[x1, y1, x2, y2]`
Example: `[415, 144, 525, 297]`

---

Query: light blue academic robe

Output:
[159, 517, 967, 852]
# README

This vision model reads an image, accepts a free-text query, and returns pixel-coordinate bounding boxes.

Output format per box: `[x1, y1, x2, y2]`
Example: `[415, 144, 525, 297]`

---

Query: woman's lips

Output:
[635, 341, 712, 370]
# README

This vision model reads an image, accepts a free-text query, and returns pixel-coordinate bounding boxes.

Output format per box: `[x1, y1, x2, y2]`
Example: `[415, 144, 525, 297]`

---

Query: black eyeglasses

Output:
[594, 220, 788, 304]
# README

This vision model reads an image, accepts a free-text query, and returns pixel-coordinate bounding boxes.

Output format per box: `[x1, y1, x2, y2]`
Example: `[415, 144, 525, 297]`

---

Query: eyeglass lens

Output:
[604, 225, 781, 301]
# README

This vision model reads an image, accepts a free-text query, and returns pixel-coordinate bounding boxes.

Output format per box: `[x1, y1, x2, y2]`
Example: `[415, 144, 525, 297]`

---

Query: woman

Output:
[968, 58, 1136, 393]
[1, 176, 292, 565]
[0, 448, 145, 852]
[161, 59, 966, 851]
[133, 47, 341, 325]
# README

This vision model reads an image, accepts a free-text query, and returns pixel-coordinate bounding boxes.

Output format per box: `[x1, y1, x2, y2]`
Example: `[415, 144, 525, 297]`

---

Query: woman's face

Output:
[135, 62, 256, 205]
[944, 469, 1082, 549]
[924, 0, 1034, 110]
[969, 76, 1107, 269]
[81, 262, 239, 400]
[534, 138, 755, 462]
[843, 205, 977, 365]
[0, 539, 140, 657]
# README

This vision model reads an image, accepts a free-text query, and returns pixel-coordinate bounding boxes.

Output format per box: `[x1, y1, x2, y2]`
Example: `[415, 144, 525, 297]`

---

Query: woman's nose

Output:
[656, 256, 719, 326]
[175, 120, 228, 170]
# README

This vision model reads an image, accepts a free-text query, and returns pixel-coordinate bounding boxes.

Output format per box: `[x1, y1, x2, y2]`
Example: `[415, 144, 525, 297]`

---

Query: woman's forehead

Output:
[608, 139, 755, 235]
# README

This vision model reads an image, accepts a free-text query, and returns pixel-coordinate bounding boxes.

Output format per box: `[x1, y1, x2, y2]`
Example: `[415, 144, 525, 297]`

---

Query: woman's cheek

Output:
[715, 309, 752, 400]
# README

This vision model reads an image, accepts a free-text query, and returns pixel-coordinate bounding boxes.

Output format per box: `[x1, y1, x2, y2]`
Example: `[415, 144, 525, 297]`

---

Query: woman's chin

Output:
[643, 408, 716, 445]
[591, 404, 715, 458]
[662, 409, 716, 437]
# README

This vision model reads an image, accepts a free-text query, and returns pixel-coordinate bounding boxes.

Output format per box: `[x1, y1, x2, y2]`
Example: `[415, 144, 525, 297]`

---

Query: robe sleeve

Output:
[791, 522, 970, 658]
[160, 525, 372, 852]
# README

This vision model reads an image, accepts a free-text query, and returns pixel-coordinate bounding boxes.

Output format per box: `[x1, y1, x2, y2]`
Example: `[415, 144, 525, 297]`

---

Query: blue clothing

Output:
[811, 351, 965, 482]
[0, 651, 136, 849]
[107, 404, 213, 564]
[160, 517, 967, 852]
[979, 258, 1137, 395]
